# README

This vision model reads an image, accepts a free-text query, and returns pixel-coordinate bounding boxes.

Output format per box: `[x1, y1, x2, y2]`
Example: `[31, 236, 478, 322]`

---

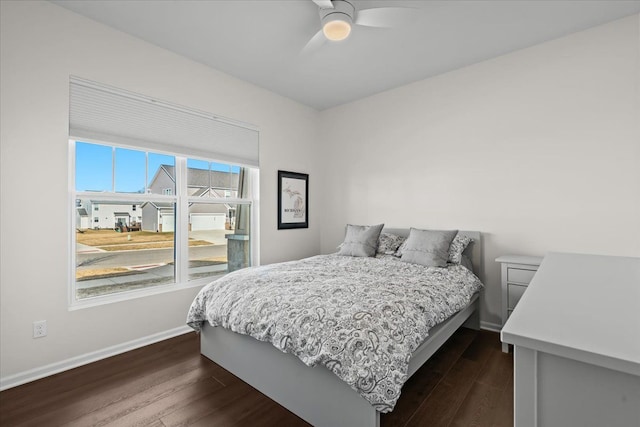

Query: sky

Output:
[75, 141, 240, 193]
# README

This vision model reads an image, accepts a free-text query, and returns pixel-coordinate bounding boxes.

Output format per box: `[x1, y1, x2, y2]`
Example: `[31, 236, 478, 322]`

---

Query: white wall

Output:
[2, 0, 638, 384]
[319, 14, 640, 326]
[0, 1, 320, 380]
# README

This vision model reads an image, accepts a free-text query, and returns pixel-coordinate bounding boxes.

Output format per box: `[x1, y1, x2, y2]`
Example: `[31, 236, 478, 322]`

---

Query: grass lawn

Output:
[76, 267, 144, 281]
[77, 229, 212, 250]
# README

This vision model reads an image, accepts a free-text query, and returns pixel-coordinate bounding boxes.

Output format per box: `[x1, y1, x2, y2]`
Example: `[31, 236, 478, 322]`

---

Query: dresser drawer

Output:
[498, 255, 543, 353]
[507, 267, 536, 284]
[508, 284, 527, 309]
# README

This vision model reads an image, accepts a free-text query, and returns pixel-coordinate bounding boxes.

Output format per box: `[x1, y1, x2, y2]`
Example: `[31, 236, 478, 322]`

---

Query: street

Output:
[77, 244, 227, 268]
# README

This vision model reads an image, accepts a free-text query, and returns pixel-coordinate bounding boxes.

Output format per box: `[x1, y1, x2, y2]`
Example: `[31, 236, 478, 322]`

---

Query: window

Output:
[69, 77, 259, 306]
[72, 141, 256, 303]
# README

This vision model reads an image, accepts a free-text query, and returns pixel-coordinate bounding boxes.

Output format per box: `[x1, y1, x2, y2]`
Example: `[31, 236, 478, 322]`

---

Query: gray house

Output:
[76, 199, 142, 230]
[141, 165, 240, 232]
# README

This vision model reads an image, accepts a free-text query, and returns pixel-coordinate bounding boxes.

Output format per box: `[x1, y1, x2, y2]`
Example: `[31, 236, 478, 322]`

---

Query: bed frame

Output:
[200, 229, 483, 427]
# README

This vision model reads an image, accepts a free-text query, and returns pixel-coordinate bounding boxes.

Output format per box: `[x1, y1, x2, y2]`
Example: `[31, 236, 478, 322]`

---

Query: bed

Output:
[187, 228, 483, 427]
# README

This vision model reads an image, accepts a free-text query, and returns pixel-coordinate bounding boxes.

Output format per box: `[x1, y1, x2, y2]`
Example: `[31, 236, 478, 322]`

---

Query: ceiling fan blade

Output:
[311, 0, 334, 9]
[301, 29, 326, 56]
[354, 7, 417, 28]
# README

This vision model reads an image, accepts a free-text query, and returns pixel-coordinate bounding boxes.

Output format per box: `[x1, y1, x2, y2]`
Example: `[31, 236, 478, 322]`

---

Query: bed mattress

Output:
[187, 254, 483, 412]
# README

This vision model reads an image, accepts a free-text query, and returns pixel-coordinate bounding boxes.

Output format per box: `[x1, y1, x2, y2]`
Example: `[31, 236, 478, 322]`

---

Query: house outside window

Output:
[72, 140, 256, 304]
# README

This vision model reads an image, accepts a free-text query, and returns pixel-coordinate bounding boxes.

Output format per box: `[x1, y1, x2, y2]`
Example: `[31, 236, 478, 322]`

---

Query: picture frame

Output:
[278, 170, 308, 229]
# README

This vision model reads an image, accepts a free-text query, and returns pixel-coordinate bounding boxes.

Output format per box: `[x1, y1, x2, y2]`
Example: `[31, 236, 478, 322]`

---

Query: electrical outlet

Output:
[33, 320, 47, 338]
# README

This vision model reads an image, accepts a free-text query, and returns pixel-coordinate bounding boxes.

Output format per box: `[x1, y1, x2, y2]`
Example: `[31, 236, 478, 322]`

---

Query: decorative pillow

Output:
[400, 228, 458, 267]
[376, 232, 406, 256]
[448, 233, 473, 264]
[338, 223, 384, 257]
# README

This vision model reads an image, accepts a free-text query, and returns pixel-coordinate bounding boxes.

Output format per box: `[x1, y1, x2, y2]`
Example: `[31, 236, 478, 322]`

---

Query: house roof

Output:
[141, 201, 174, 210]
[89, 201, 141, 205]
[157, 165, 239, 189]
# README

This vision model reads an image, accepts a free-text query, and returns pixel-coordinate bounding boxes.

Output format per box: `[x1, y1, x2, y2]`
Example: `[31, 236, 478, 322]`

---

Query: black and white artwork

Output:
[278, 170, 308, 229]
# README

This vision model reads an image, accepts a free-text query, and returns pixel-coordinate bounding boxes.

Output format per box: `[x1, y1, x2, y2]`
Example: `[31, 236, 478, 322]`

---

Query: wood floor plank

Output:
[461, 330, 499, 365]
[188, 391, 299, 427]
[489, 366, 515, 427]
[449, 381, 504, 427]
[476, 347, 513, 389]
[62, 363, 223, 427]
[423, 326, 478, 376]
[142, 419, 167, 427]
[13, 354, 212, 427]
[383, 324, 478, 426]
[0, 334, 201, 425]
[2, 333, 197, 403]
[160, 380, 254, 427]
[99, 377, 224, 427]
[382, 367, 443, 427]
[405, 357, 482, 427]
[0, 329, 513, 427]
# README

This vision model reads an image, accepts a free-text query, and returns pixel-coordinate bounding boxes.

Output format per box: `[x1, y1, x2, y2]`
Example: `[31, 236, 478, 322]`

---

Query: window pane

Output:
[186, 159, 209, 197]
[75, 142, 112, 192]
[187, 159, 241, 199]
[75, 198, 175, 299]
[230, 165, 241, 193]
[188, 202, 250, 281]
[210, 162, 231, 197]
[115, 148, 146, 193]
[147, 153, 175, 195]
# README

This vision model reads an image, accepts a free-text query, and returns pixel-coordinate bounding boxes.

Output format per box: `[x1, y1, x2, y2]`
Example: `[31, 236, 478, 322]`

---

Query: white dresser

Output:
[496, 255, 543, 353]
[501, 252, 640, 427]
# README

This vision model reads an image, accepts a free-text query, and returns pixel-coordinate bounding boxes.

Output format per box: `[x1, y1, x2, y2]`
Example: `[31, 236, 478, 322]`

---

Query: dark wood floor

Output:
[0, 328, 512, 426]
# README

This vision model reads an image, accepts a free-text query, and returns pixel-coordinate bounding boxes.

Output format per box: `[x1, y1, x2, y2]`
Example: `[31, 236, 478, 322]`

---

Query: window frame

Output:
[69, 138, 258, 309]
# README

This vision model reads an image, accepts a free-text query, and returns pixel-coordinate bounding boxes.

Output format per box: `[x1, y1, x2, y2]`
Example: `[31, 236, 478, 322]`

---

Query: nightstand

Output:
[496, 255, 543, 353]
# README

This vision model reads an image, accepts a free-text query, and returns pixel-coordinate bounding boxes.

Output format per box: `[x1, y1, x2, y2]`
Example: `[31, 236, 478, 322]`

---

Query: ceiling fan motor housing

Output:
[320, 0, 355, 29]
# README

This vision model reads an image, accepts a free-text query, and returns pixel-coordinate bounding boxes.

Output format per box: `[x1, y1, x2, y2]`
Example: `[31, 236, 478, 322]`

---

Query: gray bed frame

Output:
[200, 229, 483, 427]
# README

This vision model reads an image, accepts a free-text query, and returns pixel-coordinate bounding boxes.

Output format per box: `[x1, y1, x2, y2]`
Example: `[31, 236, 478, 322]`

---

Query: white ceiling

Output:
[52, 0, 640, 111]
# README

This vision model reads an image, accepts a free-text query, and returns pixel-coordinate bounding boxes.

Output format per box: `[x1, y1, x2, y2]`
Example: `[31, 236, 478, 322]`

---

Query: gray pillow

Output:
[400, 228, 458, 267]
[338, 224, 384, 257]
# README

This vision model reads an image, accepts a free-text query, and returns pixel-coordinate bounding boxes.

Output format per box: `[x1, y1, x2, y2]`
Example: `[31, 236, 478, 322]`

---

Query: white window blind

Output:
[69, 77, 259, 167]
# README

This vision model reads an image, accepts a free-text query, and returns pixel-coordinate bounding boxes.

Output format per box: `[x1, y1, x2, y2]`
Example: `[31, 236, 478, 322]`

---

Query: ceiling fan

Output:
[303, 0, 415, 54]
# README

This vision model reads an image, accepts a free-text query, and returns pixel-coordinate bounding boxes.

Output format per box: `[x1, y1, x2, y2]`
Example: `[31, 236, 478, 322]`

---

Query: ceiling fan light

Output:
[323, 19, 351, 41]
[318, 1, 355, 42]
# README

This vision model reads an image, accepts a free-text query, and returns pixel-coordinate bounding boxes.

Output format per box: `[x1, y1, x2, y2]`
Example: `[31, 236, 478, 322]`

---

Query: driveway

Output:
[188, 229, 231, 245]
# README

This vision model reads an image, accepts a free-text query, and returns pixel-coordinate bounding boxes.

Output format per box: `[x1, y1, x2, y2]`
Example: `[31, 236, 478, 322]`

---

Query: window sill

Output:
[68, 276, 216, 311]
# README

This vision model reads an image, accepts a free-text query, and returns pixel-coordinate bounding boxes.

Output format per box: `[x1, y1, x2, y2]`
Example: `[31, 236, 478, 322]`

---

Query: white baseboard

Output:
[480, 321, 502, 333]
[0, 325, 192, 391]
[1, 321, 503, 391]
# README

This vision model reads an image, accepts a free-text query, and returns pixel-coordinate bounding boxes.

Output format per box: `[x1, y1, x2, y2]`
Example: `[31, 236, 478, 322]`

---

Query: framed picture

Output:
[278, 170, 308, 229]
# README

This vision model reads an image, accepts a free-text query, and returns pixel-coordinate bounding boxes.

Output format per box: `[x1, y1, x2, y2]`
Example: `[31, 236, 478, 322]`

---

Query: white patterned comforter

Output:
[187, 254, 483, 412]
